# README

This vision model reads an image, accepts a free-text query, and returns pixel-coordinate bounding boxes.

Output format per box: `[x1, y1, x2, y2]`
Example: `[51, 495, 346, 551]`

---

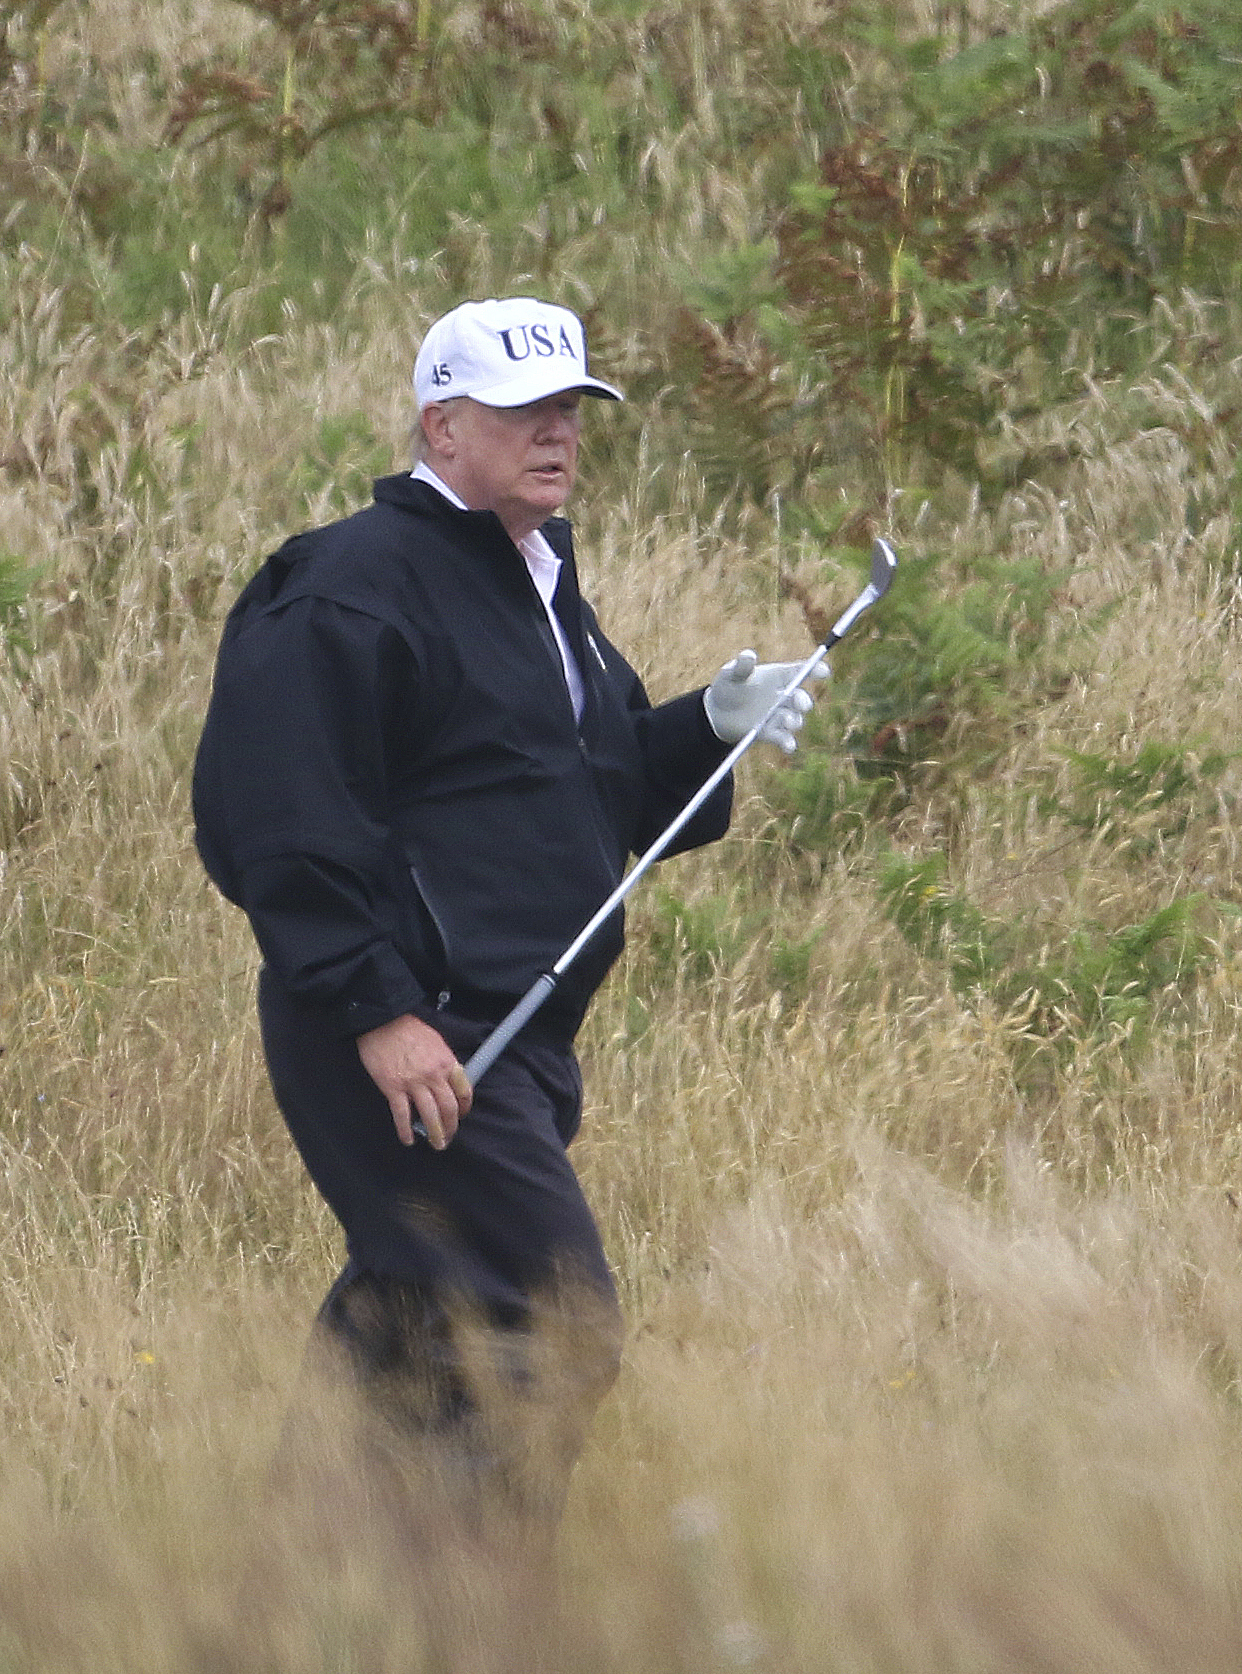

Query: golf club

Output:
[456, 536, 899, 1088]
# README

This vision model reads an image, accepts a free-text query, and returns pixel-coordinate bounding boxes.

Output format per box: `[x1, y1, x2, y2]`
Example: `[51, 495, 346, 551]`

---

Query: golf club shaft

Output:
[461, 651, 819, 1084]
[461, 539, 898, 1085]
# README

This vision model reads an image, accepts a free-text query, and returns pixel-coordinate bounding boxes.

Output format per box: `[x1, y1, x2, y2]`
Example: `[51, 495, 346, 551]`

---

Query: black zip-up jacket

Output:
[192, 475, 733, 1042]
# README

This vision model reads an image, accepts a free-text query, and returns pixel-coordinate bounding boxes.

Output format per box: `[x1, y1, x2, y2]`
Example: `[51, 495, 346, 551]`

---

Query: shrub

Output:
[876, 849, 1218, 1068]
[0, 549, 38, 668]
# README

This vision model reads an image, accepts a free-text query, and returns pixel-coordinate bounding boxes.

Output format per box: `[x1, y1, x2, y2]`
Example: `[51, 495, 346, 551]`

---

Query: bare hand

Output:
[355, 1014, 473, 1150]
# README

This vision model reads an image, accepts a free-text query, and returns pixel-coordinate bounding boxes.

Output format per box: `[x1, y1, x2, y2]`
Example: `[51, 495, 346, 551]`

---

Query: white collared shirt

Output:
[412, 462, 585, 721]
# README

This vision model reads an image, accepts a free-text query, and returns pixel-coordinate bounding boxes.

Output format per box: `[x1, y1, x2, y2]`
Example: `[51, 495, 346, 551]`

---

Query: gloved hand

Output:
[703, 650, 830, 754]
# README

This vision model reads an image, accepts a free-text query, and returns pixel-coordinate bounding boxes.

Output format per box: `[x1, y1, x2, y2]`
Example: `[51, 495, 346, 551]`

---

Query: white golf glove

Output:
[703, 650, 830, 754]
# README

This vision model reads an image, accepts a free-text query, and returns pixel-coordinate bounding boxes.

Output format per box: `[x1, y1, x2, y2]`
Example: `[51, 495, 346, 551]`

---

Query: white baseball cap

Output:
[413, 297, 624, 411]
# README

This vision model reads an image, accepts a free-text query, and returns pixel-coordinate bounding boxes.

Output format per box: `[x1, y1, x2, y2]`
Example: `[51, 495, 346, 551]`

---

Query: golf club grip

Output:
[462, 973, 558, 1084]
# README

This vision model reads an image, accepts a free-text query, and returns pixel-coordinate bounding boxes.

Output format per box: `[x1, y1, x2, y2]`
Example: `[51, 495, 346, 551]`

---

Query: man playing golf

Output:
[193, 296, 824, 1537]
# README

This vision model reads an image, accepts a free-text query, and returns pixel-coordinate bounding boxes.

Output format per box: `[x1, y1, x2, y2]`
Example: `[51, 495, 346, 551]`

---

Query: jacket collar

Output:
[371, 473, 575, 565]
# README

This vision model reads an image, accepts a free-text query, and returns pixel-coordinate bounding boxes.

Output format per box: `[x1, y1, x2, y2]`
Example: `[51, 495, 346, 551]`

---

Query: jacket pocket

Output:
[403, 861, 454, 994]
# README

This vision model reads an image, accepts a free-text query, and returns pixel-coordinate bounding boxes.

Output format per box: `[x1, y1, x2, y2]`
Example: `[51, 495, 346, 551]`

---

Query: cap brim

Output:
[469, 372, 624, 407]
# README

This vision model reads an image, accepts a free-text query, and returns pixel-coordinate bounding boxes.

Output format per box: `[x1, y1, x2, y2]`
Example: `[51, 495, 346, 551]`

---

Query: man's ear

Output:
[420, 401, 455, 459]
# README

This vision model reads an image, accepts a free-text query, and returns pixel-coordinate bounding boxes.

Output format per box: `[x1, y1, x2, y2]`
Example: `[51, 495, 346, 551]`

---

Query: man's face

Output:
[423, 392, 583, 542]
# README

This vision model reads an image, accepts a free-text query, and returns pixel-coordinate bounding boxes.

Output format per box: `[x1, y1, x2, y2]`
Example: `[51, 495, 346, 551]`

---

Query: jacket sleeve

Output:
[195, 596, 428, 1036]
[628, 684, 735, 857]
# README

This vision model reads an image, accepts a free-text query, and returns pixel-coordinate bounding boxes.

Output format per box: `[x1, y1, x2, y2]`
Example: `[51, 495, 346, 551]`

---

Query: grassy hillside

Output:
[3, 0, 1242, 1667]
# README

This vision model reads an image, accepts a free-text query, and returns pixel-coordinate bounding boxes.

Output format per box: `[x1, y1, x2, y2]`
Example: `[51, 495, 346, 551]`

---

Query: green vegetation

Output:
[878, 847, 1215, 1057]
[5, 0, 1242, 1667]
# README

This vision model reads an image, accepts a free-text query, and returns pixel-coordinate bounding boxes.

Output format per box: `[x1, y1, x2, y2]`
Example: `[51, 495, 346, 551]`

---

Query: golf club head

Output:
[827, 536, 898, 644]
[870, 536, 898, 595]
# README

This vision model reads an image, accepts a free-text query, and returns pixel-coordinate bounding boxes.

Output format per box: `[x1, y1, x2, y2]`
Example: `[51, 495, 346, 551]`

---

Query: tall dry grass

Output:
[4, 2, 1242, 1667]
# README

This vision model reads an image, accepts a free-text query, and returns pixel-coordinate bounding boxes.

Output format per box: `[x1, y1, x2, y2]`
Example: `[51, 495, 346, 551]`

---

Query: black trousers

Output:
[258, 968, 623, 1519]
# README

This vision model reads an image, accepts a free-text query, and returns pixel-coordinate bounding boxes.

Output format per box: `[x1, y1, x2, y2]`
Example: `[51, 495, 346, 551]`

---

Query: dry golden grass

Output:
[7, 289, 1242, 1662]
[4, 3, 1242, 1663]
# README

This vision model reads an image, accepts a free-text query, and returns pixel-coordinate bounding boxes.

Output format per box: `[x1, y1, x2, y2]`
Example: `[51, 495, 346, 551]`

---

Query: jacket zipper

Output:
[407, 859, 454, 1000]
